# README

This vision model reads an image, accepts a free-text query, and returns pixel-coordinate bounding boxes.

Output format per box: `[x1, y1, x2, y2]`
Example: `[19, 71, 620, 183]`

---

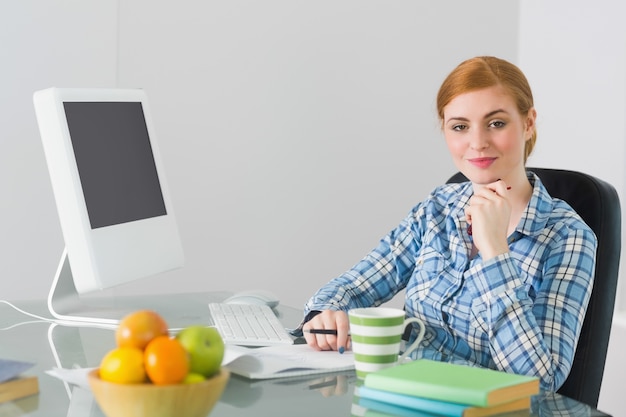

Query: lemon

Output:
[99, 347, 147, 384]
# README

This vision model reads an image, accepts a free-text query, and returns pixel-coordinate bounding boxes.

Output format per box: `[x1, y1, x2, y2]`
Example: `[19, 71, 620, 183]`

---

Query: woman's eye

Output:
[489, 120, 506, 128]
[451, 124, 467, 131]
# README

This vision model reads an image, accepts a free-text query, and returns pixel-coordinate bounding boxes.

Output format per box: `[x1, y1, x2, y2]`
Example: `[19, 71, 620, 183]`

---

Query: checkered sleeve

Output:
[470, 225, 597, 391]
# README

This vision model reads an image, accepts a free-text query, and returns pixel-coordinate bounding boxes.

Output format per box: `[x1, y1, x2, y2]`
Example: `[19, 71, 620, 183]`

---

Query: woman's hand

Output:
[465, 180, 511, 260]
[303, 310, 350, 353]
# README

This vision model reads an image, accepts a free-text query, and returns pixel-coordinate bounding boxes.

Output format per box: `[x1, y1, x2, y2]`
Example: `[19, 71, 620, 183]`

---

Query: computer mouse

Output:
[223, 289, 280, 308]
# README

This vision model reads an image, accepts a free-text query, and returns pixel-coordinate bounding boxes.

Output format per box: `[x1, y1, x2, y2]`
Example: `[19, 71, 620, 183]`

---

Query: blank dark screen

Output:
[63, 101, 167, 229]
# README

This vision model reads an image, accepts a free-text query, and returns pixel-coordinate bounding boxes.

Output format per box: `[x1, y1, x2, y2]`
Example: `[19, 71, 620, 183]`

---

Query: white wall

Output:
[518, 2, 626, 415]
[2, 0, 624, 414]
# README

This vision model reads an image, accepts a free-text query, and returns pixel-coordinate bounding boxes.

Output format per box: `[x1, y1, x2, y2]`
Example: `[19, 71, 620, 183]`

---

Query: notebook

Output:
[0, 359, 39, 403]
[357, 385, 531, 417]
[222, 344, 354, 379]
[363, 359, 539, 407]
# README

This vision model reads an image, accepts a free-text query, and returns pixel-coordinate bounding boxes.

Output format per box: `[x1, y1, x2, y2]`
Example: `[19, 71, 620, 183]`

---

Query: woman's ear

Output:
[525, 108, 537, 140]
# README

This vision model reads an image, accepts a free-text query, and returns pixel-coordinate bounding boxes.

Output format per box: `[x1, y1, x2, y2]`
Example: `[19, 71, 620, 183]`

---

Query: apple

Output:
[176, 325, 225, 377]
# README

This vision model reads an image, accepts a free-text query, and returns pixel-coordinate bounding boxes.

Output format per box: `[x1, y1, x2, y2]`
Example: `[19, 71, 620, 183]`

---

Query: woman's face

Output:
[442, 85, 536, 186]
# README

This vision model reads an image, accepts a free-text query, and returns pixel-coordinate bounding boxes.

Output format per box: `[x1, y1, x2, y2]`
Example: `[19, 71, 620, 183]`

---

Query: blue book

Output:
[359, 397, 440, 417]
[358, 386, 531, 417]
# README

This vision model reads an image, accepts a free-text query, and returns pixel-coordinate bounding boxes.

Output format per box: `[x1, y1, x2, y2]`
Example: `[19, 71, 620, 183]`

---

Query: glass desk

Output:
[0, 296, 613, 417]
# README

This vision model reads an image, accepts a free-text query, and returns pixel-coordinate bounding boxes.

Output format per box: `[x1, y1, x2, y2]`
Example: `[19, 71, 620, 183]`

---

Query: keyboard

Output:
[208, 302, 294, 347]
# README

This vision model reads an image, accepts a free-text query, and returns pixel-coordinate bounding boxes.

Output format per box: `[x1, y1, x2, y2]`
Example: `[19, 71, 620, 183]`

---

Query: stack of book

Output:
[357, 359, 539, 417]
[0, 359, 39, 404]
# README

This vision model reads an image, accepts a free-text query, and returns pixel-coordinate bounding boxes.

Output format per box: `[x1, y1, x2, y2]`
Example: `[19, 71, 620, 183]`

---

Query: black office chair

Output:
[446, 168, 621, 408]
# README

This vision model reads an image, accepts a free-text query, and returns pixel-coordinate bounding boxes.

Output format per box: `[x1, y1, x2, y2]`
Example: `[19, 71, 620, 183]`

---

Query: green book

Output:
[363, 359, 539, 408]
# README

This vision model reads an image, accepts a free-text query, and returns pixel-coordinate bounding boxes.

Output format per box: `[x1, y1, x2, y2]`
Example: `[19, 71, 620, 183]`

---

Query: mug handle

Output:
[397, 317, 425, 364]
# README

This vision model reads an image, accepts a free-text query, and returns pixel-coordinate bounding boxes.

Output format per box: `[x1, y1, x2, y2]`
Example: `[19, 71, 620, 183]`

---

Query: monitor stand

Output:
[48, 249, 121, 327]
[48, 248, 227, 330]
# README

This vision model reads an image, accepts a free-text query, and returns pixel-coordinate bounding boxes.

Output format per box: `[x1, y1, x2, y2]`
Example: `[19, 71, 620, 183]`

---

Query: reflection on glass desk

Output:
[0, 297, 613, 417]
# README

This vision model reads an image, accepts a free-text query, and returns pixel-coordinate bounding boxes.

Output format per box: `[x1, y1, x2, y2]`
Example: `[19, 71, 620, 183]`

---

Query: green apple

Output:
[176, 325, 225, 377]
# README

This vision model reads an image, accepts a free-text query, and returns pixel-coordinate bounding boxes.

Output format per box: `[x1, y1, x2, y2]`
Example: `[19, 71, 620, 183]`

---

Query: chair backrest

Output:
[446, 168, 621, 407]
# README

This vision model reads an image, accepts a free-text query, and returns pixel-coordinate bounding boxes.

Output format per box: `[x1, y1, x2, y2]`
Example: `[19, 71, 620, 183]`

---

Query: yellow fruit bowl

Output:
[88, 368, 230, 417]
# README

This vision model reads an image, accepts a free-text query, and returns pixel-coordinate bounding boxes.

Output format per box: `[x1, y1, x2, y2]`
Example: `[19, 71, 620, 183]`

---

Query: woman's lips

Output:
[468, 157, 496, 169]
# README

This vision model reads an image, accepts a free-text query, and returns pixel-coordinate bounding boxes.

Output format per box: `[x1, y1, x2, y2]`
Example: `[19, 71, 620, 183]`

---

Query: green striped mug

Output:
[348, 307, 425, 379]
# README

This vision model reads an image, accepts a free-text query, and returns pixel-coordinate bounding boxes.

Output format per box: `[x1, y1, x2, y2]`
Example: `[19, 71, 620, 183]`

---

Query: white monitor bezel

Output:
[34, 87, 184, 302]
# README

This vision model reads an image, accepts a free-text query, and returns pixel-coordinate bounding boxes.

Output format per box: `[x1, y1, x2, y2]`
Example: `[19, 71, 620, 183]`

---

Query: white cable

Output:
[0, 320, 49, 331]
[0, 299, 116, 331]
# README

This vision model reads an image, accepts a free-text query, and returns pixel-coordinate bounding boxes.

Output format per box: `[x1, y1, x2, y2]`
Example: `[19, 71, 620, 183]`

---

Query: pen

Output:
[303, 329, 348, 353]
[303, 329, 339, 335]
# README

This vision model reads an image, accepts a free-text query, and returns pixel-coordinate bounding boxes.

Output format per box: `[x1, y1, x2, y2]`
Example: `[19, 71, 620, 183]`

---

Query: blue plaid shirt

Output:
[304, 172, 597, 391]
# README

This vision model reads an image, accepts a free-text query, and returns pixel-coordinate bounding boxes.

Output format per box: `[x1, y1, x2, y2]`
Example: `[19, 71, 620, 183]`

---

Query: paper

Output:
[0, 359, 35, 384]
[223, 343, 355, 379]
[45, 367, 94, 389]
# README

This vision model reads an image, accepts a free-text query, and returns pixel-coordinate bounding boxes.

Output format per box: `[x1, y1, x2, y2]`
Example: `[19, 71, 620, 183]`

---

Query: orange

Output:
[144, 335, 190, 385]
[99, 346, 147, 384]
[115, 310, 169, 350]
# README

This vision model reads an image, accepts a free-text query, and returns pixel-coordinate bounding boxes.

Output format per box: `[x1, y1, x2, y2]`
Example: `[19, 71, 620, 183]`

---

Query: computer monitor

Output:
[33, 88, 184, 325]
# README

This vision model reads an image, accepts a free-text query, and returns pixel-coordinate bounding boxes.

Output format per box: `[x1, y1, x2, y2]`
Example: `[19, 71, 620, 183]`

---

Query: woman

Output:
[301, 56, 597, 391]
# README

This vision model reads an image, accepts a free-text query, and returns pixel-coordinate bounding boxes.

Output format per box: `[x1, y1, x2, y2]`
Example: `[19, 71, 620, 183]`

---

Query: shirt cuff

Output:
[289, 310, 322, 337]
